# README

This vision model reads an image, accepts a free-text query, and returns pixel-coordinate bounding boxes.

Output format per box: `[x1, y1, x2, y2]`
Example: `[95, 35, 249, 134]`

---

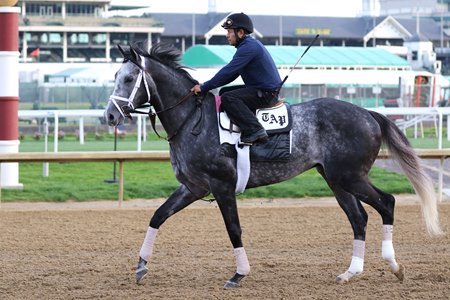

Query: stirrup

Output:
[238, 141, 252, 147]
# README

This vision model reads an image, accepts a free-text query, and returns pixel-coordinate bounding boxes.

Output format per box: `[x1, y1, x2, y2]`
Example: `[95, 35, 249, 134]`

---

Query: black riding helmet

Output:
[222, 13, 254, 34]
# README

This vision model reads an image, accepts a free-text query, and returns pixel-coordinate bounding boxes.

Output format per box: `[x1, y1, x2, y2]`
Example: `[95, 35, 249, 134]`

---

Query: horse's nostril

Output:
[108, 114, 115, 121]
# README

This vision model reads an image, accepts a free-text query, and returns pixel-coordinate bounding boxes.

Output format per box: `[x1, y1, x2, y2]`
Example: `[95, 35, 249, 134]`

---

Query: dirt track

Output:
[1, 196, 449, 299]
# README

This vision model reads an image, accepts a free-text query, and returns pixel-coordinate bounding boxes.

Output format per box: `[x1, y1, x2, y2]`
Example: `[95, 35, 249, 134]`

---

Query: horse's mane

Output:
[131, 41, 198, 84]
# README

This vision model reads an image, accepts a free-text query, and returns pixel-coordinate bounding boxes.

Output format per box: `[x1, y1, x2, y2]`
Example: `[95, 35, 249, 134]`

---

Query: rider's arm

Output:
[201, 41, 256, 92]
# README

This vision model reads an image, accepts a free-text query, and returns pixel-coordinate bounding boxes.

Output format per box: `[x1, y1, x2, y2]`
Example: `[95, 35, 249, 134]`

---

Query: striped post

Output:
[0, 1, 22, 188]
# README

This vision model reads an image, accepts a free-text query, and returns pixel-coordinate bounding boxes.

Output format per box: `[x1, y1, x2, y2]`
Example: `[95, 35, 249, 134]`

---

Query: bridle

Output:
[108, 55, 152, 120]
[108, 54, 200, 140]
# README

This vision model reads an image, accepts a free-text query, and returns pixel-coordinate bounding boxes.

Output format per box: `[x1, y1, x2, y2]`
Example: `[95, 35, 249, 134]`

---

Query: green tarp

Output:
[182, 45, 410, 68]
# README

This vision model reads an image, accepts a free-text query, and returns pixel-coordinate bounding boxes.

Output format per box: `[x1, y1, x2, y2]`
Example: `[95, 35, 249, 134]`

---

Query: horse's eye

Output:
[124, 75, 133, 83]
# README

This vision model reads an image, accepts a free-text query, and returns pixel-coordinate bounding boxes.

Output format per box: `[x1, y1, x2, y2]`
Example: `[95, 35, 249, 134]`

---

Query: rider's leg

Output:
[220, 87, 269, 143]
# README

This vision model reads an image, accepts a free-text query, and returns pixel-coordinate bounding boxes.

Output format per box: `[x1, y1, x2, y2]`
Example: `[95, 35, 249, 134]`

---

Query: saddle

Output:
[215, 96, 292, 193]
[219, 101, 292, 134]
[217, 99, 292, 162]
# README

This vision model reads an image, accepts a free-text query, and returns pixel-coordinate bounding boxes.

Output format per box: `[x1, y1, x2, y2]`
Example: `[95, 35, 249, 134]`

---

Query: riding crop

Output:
[277, 34, 320, 92]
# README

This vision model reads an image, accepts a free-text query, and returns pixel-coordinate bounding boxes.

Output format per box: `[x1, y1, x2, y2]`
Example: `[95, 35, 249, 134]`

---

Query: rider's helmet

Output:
[222, 13, 254, 34]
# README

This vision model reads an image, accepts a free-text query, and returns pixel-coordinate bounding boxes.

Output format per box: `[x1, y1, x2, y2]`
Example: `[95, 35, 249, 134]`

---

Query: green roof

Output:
[48, 67, 87, 78]
[182, 45, 410, 68]
[181, 45, 235, 67]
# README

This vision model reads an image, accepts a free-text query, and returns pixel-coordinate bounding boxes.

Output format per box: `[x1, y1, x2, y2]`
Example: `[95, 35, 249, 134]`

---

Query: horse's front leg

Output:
[136, 184, 207, 284]
[211, 180, 250, 289]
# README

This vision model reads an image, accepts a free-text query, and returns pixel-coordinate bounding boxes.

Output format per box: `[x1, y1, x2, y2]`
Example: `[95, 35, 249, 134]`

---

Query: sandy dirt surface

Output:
[1, 196, 449, 299]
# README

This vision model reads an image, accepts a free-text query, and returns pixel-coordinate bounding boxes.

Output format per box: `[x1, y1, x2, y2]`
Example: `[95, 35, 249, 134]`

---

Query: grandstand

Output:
[15, 0, 450, 108]
[19, 0, 163, 63]
[17, 1, 450, 64]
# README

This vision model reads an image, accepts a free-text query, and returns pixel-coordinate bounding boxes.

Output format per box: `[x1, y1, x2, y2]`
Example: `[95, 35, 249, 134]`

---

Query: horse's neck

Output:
[149, 72, 201, 137]
[148, 63, 192, 110]
[165, 92, 216, 144]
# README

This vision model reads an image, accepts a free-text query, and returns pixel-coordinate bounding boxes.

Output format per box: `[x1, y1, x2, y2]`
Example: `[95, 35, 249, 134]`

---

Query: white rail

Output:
[19, 107, 450, 150]
[19, 109, 149, 151]
[0, 149, 449, 207]
[369, 106, 450, 149]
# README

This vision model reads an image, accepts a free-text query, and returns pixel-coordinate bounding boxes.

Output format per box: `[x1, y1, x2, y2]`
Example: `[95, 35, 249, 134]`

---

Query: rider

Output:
[191, 12, 282, 144]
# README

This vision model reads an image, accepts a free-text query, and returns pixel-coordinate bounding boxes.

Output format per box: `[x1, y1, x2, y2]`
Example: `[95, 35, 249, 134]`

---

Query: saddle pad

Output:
[256, 102, 292, 134]
[250, 131, 292, 162]
[219, 102, 292, 134]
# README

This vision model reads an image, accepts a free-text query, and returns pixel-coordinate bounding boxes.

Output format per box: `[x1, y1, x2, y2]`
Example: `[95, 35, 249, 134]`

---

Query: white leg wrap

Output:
[336, 240, 365, 283]
[139, 227, 158, 262]
[234, 247, 250, 275]
[382, 225, 399, 273]
[382, 224, 393, 241]
[348, 256, 364, 275]
[348, 240, 365, 274]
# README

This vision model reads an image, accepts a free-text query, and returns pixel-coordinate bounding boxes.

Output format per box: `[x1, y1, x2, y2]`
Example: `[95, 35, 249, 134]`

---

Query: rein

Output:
[139, 90, 201, 141]
[108, 55, 202, 141]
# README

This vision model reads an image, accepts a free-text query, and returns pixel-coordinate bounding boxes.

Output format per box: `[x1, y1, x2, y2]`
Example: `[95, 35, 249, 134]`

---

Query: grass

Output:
[19, 134, 169, 152]
[19, 102, 93, 110]
[3, 126, 438, 202]
[2, 162, 178, 202]
[1, 161, 413, 202]
[19, 135, 169, 152]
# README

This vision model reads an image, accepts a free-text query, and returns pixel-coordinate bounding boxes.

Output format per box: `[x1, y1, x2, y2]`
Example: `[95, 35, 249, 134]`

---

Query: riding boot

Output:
[241, 128, 268, 144]
[221, 93, 267, 144]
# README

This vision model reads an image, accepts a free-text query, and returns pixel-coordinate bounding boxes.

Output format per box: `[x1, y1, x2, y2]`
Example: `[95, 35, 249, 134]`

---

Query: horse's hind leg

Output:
[340, 179, 405, 282]
[364, 185, 405, 282]
[329, 185, 369, 284]
[136, 184, 207, 284]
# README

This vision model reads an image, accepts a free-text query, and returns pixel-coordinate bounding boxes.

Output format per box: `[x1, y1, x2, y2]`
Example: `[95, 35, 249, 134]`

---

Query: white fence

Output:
[369, 107, 450, 149]
[19, 109, 150, 152]
[11, 108, 450, 203]
[19, 107, 450, 151]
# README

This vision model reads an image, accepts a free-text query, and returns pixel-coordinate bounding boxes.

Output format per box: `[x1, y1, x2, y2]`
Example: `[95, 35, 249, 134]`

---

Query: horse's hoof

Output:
[336, 271, 358, 284]
[393, 263, 405, 282]
[135, 257, 148, 284]
[136, 265, 148, 284]
[223, 273, 245, 289]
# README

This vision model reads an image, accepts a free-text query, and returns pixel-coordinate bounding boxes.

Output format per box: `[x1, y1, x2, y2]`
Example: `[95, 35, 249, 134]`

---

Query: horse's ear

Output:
[129, 45, 139, 62]
[117, 44, 126, 57]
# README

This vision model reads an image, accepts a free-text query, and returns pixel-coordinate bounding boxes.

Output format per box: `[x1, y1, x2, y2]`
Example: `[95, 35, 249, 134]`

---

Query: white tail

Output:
[370, 111, 443, 236]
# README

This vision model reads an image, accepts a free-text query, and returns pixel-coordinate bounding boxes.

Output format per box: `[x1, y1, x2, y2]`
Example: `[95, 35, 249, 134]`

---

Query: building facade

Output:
[15, 0, 450, 74]
[18, 0, 163, 62]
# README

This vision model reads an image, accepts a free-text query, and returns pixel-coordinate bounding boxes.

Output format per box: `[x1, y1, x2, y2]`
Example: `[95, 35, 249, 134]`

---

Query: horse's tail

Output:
[369, 111, 443, 236]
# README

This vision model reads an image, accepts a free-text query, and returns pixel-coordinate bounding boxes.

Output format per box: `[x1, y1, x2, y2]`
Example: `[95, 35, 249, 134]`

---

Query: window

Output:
[69, 33, 89, 44]
[29, 4, 61, 16]
[49, 33, 62, 44]
[92, 33, 107, 44]
[40, 33, 48, 44]
[67, 4, 99, 16]
[415, 76, 429, 85]
[78, 33, 89, 44]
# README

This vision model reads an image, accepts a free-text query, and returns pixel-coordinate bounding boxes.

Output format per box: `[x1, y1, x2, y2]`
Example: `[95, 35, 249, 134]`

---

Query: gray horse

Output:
[104, 42, 442, 288]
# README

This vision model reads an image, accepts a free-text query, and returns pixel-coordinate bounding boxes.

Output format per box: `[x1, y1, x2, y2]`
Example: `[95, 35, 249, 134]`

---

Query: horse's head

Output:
[104, 44, 155, 126]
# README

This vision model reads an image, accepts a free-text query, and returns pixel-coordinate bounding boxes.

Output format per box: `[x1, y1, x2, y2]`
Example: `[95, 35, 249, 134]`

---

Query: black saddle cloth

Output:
[250, 132, 291, 162]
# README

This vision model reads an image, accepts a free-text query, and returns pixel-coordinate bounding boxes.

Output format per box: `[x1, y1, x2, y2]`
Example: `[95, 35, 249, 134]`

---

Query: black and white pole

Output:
[104, 126, 118, 183]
